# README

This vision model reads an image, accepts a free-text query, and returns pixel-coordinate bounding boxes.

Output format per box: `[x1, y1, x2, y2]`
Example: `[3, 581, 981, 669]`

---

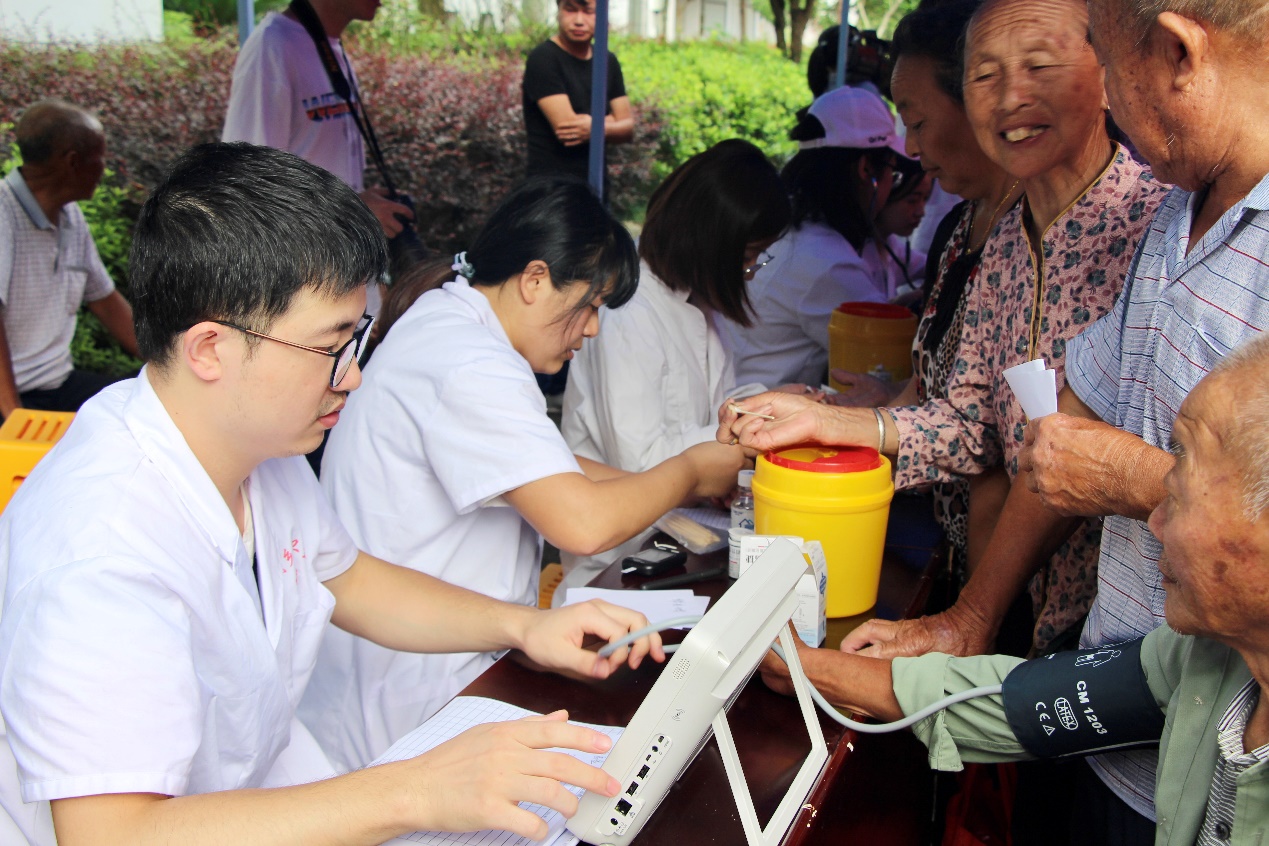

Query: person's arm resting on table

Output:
[51, 551, 663, 846]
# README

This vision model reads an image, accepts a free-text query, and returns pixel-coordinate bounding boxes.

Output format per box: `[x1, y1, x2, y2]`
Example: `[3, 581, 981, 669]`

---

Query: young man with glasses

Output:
[0, 142, 661, 846]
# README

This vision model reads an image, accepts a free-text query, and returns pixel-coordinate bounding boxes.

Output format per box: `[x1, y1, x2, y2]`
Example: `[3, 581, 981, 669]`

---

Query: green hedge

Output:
[616, 38, 807, 181]
[2, 24, 810, 372]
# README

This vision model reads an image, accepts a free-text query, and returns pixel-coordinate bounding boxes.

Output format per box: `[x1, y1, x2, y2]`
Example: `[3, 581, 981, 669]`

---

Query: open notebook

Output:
[375, 696, 623, 846]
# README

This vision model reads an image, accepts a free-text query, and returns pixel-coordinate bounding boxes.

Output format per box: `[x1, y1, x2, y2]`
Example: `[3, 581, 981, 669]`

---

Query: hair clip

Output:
[451, 251, 475, 279]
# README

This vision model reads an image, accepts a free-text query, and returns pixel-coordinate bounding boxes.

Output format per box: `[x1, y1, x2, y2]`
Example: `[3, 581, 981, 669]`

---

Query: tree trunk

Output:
[770, 0, 788, 55]
[787, 0, 813, 63]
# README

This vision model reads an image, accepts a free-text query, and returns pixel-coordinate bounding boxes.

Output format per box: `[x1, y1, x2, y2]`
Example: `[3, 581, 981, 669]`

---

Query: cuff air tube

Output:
[1002, 638, 1166, 759]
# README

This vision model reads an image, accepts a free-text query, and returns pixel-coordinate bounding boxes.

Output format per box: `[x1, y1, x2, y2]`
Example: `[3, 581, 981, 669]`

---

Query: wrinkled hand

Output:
[521, 599, 665, 681]
[717, 392, 852, 453]
[1019, 413, 1163, 518]
[554, 114, 593, 146]
[403, 711, 620, 838]
[681, 440, 747, 499]
[360, 186, 414, 238]
[826, 370, 894, 408]
[839, 604, 994, 659]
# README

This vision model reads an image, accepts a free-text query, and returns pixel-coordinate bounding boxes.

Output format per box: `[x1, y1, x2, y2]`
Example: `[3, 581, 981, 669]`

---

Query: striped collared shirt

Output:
[1065, 173, 1269, 819]
[1197, 680, 1268, 845]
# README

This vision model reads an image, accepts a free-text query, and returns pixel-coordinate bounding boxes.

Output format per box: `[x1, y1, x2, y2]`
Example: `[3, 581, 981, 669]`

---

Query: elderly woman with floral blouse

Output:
[721, 0, 1167, 657]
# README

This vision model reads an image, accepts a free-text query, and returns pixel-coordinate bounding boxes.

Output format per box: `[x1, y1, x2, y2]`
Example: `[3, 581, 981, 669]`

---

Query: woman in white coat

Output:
[301, 180, 745, 771]
[560, 139, 795, 594]
[718, 86, 921, 388]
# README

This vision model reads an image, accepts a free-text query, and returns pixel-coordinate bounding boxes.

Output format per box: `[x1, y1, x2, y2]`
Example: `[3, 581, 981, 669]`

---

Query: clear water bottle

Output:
[731, 469, 755, 531]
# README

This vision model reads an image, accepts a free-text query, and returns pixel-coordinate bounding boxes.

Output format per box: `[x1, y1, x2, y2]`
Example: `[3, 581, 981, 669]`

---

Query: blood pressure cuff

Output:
[1001, 638, 1165, 759]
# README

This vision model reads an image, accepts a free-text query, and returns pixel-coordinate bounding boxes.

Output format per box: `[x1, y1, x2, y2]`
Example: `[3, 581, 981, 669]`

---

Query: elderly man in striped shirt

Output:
[836, 0, 1269, 839]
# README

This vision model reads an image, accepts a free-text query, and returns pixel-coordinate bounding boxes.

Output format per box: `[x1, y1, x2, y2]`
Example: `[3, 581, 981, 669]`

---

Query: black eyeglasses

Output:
[212, 313, 374, 389]
[744, 251, 775, 278]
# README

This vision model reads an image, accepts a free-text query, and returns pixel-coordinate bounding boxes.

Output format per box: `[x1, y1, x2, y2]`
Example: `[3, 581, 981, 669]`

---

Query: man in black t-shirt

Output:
[522, 0, 634, 183]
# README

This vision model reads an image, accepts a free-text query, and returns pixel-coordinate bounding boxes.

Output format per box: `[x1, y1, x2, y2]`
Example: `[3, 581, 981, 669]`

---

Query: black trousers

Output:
[20, 369, 126, 413]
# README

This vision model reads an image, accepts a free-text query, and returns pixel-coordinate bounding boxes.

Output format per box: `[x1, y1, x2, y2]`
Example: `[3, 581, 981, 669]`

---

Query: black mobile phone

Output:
[621, 547, 688, 577]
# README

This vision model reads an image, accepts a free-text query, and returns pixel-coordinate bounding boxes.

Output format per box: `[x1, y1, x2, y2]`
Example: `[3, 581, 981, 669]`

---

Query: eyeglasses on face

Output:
[211, 312, 375, 389]
[744, 251, 775, 277]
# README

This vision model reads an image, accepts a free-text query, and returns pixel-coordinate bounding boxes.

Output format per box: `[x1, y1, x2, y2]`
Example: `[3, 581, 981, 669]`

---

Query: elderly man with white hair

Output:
[760, 331, 1269, 846]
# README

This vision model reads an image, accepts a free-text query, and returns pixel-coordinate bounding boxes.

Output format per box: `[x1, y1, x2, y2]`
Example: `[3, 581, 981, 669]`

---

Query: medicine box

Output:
[739, 533, 826, 647]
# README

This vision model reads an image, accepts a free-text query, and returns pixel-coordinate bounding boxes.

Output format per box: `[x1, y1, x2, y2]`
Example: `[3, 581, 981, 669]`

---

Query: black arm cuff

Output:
[1002, 638, 1165, 759]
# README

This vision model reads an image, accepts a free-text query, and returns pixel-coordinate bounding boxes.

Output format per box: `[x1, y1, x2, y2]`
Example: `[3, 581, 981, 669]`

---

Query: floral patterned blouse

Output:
[890, 146, 1167, 651]
[912, 201, 985, 563]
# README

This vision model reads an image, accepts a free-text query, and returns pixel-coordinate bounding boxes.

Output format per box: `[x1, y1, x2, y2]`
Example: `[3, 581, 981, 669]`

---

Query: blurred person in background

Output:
[719, 87, 920, 389]
[0, 99, 138, 418]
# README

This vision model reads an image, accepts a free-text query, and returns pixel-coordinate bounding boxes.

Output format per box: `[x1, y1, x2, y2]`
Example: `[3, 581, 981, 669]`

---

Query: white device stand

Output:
[568, 540, 828, 846]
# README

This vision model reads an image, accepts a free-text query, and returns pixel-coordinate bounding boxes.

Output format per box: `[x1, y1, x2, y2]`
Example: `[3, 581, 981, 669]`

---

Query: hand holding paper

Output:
[1003, 358, 1058, 418]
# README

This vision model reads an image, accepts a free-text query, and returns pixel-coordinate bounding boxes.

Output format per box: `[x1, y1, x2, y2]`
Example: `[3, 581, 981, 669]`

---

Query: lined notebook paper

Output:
[375, 696, 623, 846]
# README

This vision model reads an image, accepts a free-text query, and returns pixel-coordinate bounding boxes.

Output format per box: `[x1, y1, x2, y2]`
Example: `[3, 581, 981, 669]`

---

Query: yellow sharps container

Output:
[828, 302, 918, 391]
[753, 445, 894, 617]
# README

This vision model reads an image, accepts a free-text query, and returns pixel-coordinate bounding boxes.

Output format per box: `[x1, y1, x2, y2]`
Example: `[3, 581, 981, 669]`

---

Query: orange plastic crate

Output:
[0, 409, 74, 512]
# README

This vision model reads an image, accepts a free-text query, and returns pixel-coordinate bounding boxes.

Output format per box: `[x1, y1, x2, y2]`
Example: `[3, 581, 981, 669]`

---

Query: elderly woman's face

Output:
[962, 0, 1108, 181]
[892, 55, 998, 199]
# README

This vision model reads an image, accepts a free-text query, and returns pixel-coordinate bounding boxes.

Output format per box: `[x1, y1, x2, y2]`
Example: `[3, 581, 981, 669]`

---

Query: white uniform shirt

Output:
[0, 169, 115, 392]
[305, 277, 581, 771]
[559, 264, 764, 591]
[718, 225, 923, 387]
[0, 372, 357, 845]
[222, 12, 366, 191]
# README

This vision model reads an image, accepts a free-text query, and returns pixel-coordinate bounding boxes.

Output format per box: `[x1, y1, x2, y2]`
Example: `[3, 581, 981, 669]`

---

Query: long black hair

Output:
[638, 139, 790, 327]
[380, 178, 638, 338]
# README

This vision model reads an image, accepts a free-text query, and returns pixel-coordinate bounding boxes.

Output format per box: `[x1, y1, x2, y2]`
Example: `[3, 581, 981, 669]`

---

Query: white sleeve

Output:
[424, 359, 580, 515]
[222, 27, 293, 148]
[1, 559, 204, 801]
[794, 247, 883, 351]
[0, 203, 15, 308]
[577, 308, 709, 472]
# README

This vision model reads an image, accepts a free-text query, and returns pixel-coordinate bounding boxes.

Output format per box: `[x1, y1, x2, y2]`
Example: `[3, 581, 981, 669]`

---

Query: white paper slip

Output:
[375, 696, 622, 846]
[1003, 358, 1059, 419]
[562, 587, 710, 629]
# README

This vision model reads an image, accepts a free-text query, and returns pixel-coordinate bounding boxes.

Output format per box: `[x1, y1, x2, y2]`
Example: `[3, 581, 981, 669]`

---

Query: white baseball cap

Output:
[800, 86, 908, 158]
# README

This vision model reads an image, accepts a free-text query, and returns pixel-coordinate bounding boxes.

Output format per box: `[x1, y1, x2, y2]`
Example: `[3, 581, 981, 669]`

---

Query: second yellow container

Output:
[753, 445, 894, 617]
[828, 302, 918, 391]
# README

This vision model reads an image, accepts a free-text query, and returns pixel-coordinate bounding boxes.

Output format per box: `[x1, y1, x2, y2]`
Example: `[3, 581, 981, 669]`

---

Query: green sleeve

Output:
[891, 652, 1033, 771]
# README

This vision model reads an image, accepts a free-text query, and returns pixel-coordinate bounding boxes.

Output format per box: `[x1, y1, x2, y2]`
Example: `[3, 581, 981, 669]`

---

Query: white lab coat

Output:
[305, 278, 581, 772]
[558, 264, 764, 594]
[718, 224, 926, 387]
[0, 372, 357, 846]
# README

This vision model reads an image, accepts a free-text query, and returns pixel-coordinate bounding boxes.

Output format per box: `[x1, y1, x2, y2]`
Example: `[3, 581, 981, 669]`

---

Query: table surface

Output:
[461, 493, 943, 846]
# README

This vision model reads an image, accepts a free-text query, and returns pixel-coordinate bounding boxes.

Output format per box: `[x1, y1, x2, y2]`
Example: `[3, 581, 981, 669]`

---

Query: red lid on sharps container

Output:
[837, 302, 914, 320]
[765, 444, 883, 473]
